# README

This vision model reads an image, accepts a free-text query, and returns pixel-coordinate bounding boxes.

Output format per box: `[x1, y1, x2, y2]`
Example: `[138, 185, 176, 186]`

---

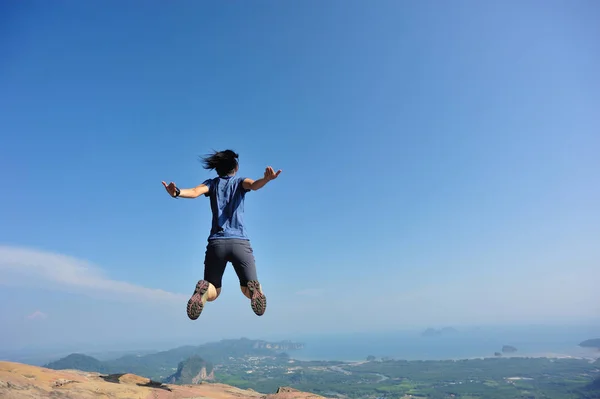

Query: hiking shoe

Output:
[187, 280, 210, 320]
[247, 280, 267, 316]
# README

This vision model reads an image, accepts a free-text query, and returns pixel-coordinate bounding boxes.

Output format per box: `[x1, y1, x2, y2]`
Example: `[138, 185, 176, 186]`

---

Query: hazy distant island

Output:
[421, 327, 458, 337]
[579, 339, 600, 349]
[494, 346, 518, 357]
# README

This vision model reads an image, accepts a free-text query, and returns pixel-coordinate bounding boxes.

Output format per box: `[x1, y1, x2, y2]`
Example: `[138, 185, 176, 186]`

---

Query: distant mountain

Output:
[502, 345, 518, 353]
[165, 355, 214, 384]
[44, 353, 109, 373]
[421, 327, 458, 337]
[579, 339, 600, 349]
[44, 338, 302, 381]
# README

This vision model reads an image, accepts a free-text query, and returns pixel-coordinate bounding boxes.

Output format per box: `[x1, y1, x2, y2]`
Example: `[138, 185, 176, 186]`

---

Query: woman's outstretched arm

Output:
[242, 166, 282, 191]
[162, 181, 209, 198]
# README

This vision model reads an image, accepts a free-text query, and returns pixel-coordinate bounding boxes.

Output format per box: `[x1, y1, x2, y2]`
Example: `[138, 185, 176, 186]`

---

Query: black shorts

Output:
[203, 238, 258, 289]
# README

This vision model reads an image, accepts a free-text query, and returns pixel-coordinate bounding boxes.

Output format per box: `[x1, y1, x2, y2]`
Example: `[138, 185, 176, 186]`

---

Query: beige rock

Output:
[0, 361, 329, 399]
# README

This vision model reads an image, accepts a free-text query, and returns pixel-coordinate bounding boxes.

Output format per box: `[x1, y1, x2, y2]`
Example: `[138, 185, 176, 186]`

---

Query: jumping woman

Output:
[161, 149, 281, 319]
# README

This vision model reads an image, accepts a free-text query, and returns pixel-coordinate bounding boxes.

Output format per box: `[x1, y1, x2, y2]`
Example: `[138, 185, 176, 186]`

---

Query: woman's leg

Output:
[229, 239, 266, 316]
[186, 240, 227, 320]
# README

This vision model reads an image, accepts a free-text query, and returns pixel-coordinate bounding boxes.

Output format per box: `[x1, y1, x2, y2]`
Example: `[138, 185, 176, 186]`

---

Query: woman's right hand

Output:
[162, 181, 178, 197]
[263, 166, 282, 181]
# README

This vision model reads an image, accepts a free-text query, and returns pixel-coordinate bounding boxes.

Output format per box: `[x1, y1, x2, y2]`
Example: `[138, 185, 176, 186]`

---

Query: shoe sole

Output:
[247, 280, 266, 316]
[187, 280, 210, 320]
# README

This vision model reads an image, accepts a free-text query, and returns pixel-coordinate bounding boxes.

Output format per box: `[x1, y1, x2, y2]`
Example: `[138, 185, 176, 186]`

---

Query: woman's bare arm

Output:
[242, 166, 282, 191]
[162, 181, 209, 198]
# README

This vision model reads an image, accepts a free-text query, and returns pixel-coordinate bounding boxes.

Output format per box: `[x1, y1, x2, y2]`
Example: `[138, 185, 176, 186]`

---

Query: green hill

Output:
[44, 338, 301, 381]
[44, 353, 109, 373]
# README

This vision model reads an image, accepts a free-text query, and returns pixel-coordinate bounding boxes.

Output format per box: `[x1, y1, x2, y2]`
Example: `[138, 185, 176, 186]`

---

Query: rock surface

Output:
[0, 361, 328, 399]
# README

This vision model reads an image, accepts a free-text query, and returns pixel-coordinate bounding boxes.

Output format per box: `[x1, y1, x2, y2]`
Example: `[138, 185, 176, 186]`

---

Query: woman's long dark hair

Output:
[200, 149, 239, 177]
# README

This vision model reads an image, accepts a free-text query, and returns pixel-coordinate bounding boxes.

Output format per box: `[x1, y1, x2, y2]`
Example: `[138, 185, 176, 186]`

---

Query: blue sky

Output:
[1, 0, 599, 352]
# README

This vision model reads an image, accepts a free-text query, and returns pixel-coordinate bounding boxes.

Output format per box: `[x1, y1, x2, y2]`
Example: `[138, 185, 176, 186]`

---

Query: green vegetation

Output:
[44, 353, 109, 373]
[214, 357, 600, 399]
[44, 338, 302, 380]
[42, 338, 600, 398]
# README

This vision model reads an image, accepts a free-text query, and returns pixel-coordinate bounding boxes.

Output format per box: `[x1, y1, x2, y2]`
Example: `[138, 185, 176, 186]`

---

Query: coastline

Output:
[290, 347, 600, 364]
[287, 330, 600, 363]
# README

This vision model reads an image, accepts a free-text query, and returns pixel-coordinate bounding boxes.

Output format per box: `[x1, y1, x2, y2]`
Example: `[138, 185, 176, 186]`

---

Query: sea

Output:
[281, 325, 600, 362]
[3, 324, 599, 366]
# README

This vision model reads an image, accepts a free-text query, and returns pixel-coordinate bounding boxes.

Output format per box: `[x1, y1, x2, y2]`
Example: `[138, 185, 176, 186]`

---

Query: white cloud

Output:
[0, 245, 187, 303]
[26, 310, 48, 321]
[1, 245, 599, 336]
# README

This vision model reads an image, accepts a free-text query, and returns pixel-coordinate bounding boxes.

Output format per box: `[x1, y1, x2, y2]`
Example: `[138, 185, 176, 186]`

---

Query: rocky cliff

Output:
[0, 361, 327, 399]
[165, 355, 215, 384]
